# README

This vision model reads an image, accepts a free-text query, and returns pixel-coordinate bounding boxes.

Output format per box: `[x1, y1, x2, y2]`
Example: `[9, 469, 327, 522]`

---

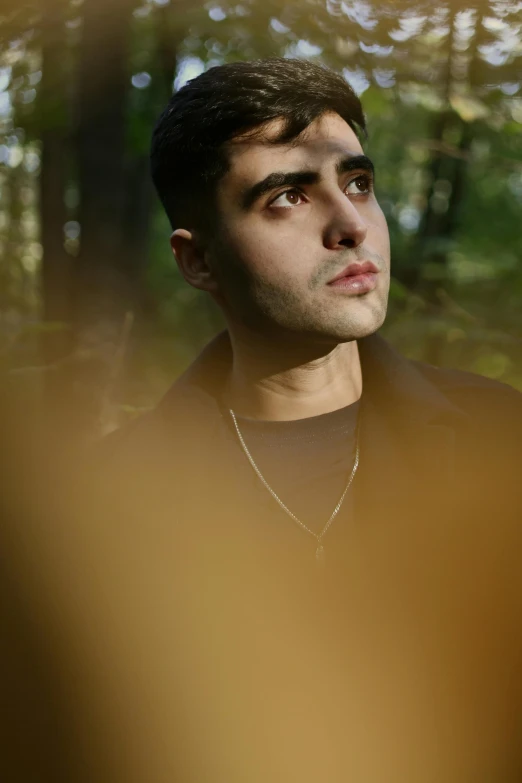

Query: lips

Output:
[327, 260, 379, 295]
[327, 260, 379, 285]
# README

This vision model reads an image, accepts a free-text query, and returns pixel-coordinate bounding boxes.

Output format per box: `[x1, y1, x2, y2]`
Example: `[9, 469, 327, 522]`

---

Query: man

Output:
[103, 58, 522, 780]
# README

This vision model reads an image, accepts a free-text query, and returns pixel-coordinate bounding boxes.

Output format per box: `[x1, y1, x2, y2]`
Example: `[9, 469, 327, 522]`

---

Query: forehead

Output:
[222, 113, 364, 191]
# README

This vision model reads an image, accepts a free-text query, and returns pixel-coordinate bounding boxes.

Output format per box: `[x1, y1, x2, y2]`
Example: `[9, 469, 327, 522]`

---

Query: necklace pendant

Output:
[315, 544, 325, 565]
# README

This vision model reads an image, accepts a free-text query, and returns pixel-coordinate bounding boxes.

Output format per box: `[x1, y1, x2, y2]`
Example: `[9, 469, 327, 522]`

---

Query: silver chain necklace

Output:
[229, 408, 360, 564]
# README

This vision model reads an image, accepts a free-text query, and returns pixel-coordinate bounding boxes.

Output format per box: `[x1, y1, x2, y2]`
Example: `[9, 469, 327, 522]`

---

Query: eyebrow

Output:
[240, 154, 375, 210]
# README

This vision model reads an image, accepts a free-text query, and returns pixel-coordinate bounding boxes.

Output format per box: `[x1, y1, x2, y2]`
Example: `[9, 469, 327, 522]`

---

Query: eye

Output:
[269, 189, 305, 208]
[345, 174, 373, 196]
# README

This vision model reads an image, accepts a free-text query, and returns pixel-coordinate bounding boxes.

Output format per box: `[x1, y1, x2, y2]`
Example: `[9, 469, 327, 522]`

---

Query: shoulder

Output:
[413, 359, 521, 399]
[95, 411, 154, 456]
[412, 359, 522, 428]
[92, 383, 215, 471]
[91, 409, 175, 481]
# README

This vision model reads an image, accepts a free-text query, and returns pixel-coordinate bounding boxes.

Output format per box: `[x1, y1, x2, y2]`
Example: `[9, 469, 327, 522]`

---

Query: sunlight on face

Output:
[210, 112, 391, 344]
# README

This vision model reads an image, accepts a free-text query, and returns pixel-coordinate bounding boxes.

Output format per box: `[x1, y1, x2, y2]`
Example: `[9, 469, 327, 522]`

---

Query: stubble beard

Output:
[254, 276, 388, 341]
[221, 266, 388, 342]
[211, 238, 389, 341]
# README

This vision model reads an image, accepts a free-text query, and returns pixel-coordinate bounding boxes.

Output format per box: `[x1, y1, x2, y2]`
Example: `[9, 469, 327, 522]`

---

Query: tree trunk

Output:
[73, 0, 136, 435]
[39, 0, 74, 367]
[407, 6, 458, 291]
[410, 5, 484, 298]
[75, 0, 136, 335]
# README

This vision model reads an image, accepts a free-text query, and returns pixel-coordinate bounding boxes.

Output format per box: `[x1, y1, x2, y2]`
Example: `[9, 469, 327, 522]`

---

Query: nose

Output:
[322, 191, 368, 251]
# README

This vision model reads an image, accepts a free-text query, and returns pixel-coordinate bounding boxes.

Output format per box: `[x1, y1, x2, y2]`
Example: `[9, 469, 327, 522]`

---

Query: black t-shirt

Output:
[233, 401, 360, 536]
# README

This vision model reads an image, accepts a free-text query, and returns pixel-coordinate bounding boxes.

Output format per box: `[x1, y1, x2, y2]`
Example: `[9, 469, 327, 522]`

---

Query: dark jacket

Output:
[109, 330, 522, 543]
[97, 330, 522, 779]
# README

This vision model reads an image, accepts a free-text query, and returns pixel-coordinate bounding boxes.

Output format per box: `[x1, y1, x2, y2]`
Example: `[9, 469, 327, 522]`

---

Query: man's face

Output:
[208, 112, 391, 343]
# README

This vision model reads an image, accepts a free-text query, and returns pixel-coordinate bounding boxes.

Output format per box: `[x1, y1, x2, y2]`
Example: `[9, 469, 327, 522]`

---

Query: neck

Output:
[226, 330, 362, 421]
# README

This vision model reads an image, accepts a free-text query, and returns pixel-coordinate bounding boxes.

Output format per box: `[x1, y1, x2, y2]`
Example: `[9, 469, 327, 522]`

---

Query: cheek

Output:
[366, 205, 390, 254]
[228, 219, 311, 281]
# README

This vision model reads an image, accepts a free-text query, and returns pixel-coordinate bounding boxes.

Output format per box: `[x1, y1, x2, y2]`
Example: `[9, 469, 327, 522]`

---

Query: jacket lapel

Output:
[156, 331, 468, 525]
[356, 334, 466, 524]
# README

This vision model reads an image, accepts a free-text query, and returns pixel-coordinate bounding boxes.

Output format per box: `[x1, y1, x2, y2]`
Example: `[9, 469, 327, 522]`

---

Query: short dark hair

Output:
[150, 57, 367, 233]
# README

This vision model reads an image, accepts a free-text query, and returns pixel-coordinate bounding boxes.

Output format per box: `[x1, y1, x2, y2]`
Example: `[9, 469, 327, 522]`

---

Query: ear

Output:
[170, 229, 219, 294]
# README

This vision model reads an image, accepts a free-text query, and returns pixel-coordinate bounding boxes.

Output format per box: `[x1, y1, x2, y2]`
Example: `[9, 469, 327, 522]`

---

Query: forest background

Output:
[0, 0, 521, 439]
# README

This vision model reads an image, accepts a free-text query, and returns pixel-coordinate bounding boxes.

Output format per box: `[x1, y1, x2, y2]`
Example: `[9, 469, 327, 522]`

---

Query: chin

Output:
[319, 306, 388, 343]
